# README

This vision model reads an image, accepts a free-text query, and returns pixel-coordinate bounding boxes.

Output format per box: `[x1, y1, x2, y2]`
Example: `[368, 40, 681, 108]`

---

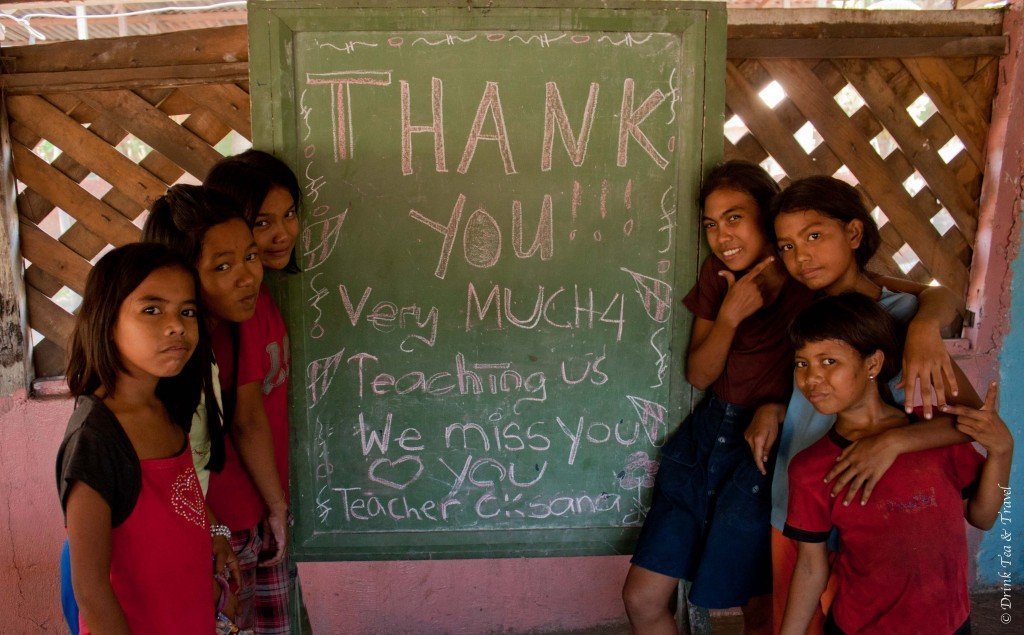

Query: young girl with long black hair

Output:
[57, 243, 217, 633]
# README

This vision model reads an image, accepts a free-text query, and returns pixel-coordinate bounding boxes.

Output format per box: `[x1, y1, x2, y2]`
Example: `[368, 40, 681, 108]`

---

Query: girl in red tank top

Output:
[56, 243, 217, 634]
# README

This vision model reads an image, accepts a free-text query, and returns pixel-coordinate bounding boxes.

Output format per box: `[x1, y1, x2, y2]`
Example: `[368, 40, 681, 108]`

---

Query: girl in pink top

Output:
[57, 243, 216, 634]
[143, 185, 283, 630]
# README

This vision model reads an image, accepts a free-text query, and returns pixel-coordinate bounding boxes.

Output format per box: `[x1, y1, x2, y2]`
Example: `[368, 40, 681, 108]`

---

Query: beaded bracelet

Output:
[211, 523, 232, 539]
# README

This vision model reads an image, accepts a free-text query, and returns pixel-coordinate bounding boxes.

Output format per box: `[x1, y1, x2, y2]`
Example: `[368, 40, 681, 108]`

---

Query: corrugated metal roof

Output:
[0, 2, 247, 44]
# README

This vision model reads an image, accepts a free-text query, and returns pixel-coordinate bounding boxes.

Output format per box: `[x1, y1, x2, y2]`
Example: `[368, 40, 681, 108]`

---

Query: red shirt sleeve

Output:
[947, 442, 986, 498]
[784, 444, 833, 543]
[682, 256, 727, 321]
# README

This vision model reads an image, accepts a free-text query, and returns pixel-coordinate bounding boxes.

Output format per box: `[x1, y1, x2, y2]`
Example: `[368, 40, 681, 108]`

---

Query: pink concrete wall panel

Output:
[0, 392, 73, 632]
[298, 557, 629, 633]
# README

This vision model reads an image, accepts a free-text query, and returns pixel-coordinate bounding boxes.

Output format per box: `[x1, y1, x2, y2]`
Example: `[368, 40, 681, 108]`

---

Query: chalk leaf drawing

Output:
[627, 395, 668, 445]
[302, 209, 348, 270]
[621, 267, 672, 323]
[307, 348, 345, 407]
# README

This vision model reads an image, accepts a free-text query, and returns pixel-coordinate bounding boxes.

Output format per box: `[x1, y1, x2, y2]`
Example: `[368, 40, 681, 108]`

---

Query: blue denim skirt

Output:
[631, 393, 773, 609]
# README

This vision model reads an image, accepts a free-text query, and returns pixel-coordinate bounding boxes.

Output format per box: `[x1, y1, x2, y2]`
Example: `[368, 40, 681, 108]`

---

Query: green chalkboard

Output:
[248, 0, 725, 560]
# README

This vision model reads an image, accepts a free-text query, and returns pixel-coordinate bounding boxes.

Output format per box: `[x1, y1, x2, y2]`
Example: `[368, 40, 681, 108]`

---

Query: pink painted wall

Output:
[297, 557, 630, 633]
[0, 392, 73, 632]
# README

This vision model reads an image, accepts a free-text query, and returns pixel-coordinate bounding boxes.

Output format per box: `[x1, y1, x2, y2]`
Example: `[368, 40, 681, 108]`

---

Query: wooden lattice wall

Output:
[0, 11, 1008, 379]
[1, 26, 250, 377]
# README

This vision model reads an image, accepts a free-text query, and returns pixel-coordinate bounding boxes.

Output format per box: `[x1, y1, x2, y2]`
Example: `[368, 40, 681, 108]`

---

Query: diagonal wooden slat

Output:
[12, 142, 141, 247]
[902, 57, 989, 171]
[59, 224, 111, 263]
[725, 62, 818, 179]
[77, 89, 223, 179]
[180, 83, 253, 140]
[18, 220, 90, 294]
[964, 57, 999, 120]
[8, 95, 168, 210]
[835, 59, 977, 242]
[24, 265, 64, 298]
[25, 286, 75, 346]
[762, 58, 969, 292]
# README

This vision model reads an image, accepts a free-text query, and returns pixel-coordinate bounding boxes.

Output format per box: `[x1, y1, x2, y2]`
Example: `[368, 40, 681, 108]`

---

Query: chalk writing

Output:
[649, 328, 669, 389]
[285, 26, 698, 548]
[318, 40, 378, 54]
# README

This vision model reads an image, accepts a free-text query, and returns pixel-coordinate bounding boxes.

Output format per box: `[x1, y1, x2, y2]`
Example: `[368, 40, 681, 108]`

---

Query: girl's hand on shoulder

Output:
[941, 382, 1014, 458]
[900, 321, 957, 420]
[824, 432, 901, 506]
[718, 257, 774, 328]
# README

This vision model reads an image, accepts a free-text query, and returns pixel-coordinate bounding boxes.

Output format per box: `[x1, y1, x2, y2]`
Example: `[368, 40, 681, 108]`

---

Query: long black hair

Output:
[67, 243, 215, 437]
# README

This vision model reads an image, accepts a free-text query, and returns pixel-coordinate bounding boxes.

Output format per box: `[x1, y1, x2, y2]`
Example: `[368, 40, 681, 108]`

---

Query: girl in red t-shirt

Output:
[781, 293, 1012, 634]
[205, 150, 306, 632]
[57, 243, 217, 634]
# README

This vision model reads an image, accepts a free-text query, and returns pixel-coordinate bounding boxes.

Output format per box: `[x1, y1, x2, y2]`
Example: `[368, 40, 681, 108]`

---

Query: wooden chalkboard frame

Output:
[249, 0, 724, 560]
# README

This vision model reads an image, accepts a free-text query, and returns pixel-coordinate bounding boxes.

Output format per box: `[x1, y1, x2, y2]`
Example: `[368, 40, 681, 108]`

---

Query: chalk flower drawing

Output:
[618, 451, 659, 490]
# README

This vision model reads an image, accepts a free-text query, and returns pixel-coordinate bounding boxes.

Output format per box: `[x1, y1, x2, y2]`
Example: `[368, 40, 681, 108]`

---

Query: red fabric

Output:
[785, 429, 984, 634]
[682, 256, 813, 408]
[207, 286, 291, 530]
[237, 285, 290, 499]
[208, 322, 266, 532]
[80, 447, 213, 634]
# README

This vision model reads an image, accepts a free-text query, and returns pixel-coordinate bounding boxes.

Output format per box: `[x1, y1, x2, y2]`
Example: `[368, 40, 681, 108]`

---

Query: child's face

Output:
[254, 185, 299, 270]
[701, 188, 769, 271]
[113, 266, 199, 381]
[196, 218, 263, 323]
[774, 209, 862, 293]
[795, 339, 879, 415]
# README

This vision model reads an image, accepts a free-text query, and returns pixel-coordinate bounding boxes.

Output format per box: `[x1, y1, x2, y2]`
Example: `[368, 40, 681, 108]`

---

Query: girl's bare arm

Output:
[233, 381, 288, 565]
[66, 482, 131, 634]
[944, 383, 1014, 529]
[780, 540, 830, 635]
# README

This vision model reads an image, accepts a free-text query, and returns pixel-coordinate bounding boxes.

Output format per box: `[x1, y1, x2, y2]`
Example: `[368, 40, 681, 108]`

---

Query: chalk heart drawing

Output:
[368, 456, 425, 490]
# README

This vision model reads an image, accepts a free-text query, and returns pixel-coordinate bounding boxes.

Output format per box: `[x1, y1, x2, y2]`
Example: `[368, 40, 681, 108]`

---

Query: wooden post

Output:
[966, 0, 1024, 364]
[0, 95, 32, 396]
